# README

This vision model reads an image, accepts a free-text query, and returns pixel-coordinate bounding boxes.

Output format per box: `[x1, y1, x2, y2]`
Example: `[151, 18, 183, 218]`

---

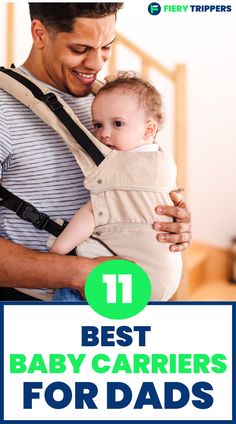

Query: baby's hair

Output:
[96, 71, 164, 131]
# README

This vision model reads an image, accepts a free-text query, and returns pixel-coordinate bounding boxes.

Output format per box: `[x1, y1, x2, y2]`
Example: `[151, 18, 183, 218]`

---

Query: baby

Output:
[50, 72, 182, 301]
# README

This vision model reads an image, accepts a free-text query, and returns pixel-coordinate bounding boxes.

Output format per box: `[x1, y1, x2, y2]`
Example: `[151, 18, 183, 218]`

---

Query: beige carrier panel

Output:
[82, 149, 182, 300]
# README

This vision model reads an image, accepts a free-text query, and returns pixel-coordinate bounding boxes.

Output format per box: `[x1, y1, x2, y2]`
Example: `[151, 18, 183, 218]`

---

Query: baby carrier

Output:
[0, 68, 182, 300]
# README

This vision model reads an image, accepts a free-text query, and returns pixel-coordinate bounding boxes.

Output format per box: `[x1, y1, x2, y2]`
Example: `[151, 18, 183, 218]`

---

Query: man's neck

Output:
[22, 49, 61, 92]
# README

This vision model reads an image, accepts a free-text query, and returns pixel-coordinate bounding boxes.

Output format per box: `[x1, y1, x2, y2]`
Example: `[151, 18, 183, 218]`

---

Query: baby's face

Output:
[91, 91, 148, 150]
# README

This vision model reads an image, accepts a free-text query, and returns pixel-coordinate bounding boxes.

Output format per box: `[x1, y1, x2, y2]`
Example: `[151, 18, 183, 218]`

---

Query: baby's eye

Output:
[113, 120, 124, 127]
[93, 122, 103, 129]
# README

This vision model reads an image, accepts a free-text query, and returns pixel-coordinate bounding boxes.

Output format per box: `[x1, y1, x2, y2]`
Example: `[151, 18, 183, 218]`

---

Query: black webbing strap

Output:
[0, 185, 76, 255]
[0, 67, 105, 166]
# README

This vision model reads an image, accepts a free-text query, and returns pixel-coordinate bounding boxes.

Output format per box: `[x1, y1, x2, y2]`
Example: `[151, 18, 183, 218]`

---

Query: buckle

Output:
[16, 202, 49, 230]
[43, 92, 63, 112]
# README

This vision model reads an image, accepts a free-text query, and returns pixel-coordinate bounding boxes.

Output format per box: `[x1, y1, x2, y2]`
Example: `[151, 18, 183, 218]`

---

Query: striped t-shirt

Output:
[0, 67, 94, 299]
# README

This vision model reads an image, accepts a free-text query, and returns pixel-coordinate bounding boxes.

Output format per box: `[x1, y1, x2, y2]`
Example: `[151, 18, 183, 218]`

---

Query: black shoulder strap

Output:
[0, 67, 105, 166]
[0, 185, 75, 255]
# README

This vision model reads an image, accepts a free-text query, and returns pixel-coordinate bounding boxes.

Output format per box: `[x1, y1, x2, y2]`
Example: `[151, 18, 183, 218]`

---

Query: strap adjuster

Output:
[42, 92, 63, 112]
[16, 202, 49, 230]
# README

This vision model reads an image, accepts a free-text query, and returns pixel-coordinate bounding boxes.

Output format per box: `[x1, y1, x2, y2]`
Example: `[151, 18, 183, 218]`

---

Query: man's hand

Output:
[154, 189, 191, 252]
[74, 256, 122, 298]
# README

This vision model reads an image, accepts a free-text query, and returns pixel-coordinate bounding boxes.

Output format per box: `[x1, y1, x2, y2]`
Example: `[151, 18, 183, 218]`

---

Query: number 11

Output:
[102, 274, 133, 303]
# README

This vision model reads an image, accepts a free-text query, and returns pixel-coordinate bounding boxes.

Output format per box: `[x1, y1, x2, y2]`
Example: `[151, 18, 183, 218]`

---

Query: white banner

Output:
[3, 303, 233, 421]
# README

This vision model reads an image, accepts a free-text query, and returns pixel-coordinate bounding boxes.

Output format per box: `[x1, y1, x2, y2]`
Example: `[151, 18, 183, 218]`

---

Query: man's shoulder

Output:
[0, 88, 17, 101]
[0, 69, 94, 132]
[0, 87, 33, 127]
[0, 87, 27, 112]
[0, 89, 20, 125]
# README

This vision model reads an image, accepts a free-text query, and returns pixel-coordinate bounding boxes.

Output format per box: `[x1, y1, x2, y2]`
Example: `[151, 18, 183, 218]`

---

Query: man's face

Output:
[36, 15, 116, 96]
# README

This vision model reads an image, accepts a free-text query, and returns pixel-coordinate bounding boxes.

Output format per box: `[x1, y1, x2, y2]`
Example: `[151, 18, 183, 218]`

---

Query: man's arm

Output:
[0, 237, 117, 297]
[154, 190, 192, 252]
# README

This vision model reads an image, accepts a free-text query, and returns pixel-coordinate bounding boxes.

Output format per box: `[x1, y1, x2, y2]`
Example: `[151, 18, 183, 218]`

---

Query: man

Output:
[0, 3, 191, 301]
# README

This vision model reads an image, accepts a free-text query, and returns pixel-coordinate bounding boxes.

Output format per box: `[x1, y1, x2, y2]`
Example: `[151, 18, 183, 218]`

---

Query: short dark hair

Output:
[29, 3, 123, 32]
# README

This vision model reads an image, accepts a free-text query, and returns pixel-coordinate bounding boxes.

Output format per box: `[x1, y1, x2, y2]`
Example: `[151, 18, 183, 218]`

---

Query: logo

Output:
[148, 2, 161, 15]
[85, 260, 151, 319]
[147, 3, 232, 15]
